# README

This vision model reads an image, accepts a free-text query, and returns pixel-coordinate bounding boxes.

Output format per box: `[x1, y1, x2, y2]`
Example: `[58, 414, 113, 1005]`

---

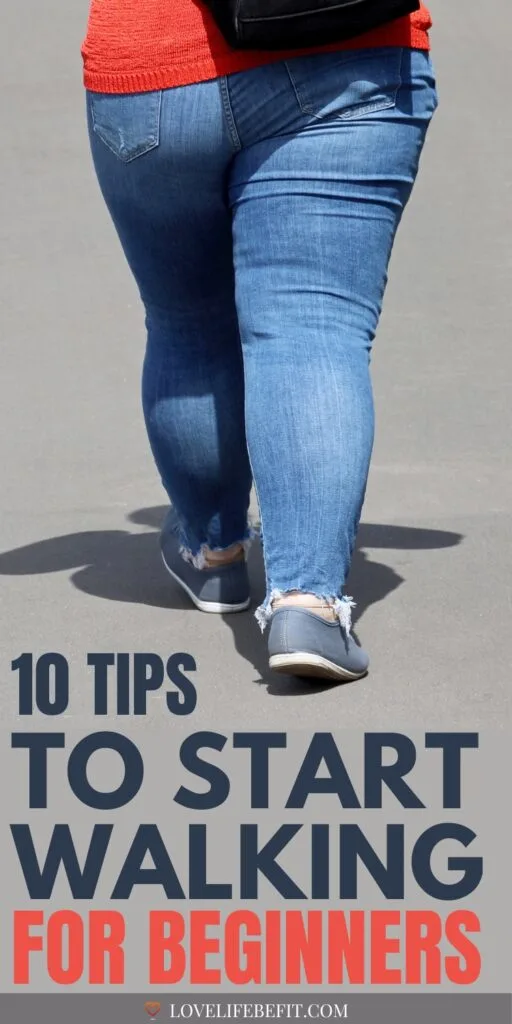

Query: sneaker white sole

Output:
[269, 652, 366, 681]
[161, 552, 251, 614]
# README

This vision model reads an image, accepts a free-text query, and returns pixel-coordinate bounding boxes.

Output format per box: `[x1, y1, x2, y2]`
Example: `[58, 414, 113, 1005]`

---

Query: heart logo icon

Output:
[145, 1003, 162, 1019]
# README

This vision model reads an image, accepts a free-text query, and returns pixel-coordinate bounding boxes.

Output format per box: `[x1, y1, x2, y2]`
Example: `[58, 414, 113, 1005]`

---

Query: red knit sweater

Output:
[82, 1, 431, 95]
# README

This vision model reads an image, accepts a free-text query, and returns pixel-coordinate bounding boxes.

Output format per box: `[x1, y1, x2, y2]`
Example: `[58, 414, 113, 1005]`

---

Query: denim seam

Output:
[395, 44, 403, 104]
[283, 61, 303, 114]
[219, 77, 242, 153]
[241, 413, 270, 631]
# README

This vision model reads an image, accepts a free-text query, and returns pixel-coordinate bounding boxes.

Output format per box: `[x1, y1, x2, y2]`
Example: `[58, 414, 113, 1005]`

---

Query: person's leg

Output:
[227, 48, 437, 653]
[86, 82, 253, 571]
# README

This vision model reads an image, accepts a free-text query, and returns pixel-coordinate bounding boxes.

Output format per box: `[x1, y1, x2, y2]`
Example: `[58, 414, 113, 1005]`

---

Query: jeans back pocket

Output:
[285, 47, 403, 122]
[88, 90, 162, 162]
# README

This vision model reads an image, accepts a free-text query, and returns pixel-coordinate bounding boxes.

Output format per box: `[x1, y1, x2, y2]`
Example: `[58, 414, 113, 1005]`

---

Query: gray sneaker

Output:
[268, 607, 369, 681]
[160, 519, 250, 614]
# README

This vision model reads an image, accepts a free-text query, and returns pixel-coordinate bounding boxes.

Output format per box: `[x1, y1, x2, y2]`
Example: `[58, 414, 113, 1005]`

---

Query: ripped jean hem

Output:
[255, 589, 356, 635]
[178, 525, 258, 570]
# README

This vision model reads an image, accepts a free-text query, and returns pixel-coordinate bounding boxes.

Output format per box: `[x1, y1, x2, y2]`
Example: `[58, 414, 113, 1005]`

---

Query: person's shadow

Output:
[0, 507, 463, 695]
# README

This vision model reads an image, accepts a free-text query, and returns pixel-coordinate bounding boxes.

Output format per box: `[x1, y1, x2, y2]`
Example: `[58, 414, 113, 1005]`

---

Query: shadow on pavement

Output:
[0, 506, 463, 695]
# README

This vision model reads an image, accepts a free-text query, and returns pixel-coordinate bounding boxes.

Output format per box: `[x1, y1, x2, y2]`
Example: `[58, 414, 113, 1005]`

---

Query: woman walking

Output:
[83, 1, 437, 682]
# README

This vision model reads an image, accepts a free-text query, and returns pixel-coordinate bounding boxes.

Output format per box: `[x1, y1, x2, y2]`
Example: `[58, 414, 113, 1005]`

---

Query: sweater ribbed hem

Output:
[83, 27, 430, 95]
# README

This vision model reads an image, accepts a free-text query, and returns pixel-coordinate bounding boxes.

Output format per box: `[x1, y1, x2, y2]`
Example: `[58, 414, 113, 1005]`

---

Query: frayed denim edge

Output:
[255, 591, 356, 634]
[179, 524, 258, 570]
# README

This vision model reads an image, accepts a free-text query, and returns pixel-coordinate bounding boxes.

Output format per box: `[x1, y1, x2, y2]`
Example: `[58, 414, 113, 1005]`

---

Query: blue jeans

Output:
[87, 47, 437, 626]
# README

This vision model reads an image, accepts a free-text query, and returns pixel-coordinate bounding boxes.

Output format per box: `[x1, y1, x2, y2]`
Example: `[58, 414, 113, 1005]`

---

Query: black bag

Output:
[202, 0, 420, 51]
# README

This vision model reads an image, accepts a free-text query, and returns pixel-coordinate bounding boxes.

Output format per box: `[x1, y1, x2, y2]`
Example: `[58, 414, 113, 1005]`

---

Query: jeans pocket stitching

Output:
[90, 90, 162, 163]
[335, 91, 398, 121]
[285, 47, 403, 123]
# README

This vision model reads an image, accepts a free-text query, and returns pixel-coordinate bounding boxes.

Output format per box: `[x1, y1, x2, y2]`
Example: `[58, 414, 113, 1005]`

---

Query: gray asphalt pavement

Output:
[1, 1, 510, 729]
